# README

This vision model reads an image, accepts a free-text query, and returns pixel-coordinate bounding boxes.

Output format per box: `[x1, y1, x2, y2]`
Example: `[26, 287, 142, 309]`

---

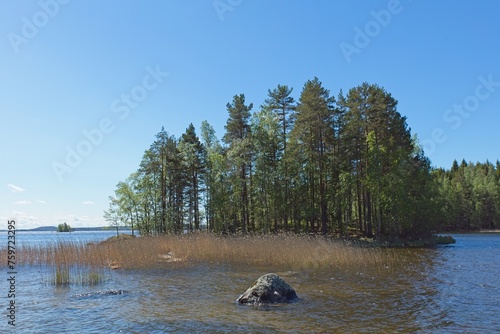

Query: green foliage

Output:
[53, 265, 105, 286]
[54, 266, 70, 286]
[57, 222, 71, 232]
[105, 79, 494, 239]
[434, 160, 500, 231]
[222, 94, 254, 233]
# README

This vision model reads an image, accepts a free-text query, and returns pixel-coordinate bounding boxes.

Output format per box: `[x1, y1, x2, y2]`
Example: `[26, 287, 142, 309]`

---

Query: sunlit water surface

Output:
[2, 232, 499, 333]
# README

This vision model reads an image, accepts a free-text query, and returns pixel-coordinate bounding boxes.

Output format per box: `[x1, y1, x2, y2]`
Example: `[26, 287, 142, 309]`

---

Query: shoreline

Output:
[345, 234, 457, 248]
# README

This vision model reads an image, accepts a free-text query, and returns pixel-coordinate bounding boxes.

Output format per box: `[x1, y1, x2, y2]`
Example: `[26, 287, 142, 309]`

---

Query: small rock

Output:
[158, 251, 182, 262]
[107, 261, 121, 270]
[72, 289, 127, 298]
[237, 273, 298, 305]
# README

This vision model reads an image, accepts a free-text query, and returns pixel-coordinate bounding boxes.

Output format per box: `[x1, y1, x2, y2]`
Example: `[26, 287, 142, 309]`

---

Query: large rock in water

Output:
[237, 273, 298, 305]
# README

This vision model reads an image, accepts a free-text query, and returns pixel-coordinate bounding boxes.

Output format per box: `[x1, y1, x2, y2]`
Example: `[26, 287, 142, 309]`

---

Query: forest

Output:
[104, 78, 500, 239]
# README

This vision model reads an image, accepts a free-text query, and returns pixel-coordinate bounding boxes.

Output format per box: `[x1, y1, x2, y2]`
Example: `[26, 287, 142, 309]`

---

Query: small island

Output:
[57, 222, 72, 232]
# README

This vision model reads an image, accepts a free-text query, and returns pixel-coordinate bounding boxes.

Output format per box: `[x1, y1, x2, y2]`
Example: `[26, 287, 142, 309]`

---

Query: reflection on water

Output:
[5, 233, 500, 333]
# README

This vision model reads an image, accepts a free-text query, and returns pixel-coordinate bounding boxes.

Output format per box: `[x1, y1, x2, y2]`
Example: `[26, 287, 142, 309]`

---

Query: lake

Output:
[2, 231, 499, 333]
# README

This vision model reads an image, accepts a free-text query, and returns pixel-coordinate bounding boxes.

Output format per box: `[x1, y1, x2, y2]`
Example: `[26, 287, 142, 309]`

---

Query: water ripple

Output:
[6, 233, 500, 333]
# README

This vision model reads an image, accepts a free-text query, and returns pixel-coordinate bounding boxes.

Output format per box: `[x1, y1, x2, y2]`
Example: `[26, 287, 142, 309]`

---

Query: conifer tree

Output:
[223, 94, 253, 233]
[261, 85, 296, 231]
[291, 77, 335, 234]
[179, 123, 206, 230]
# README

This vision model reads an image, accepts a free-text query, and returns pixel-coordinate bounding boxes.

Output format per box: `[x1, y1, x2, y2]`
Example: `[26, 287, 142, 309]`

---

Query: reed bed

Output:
[1, 234, 408, 278]
[157, 234, 409, 271]
[16, 240, 107, 286]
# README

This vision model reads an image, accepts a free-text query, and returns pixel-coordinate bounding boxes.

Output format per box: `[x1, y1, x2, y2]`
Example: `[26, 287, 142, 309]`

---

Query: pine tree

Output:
[261, 85, 296, 231]
[291, 77, 335, 234]
[223, 94, 253, 233]
[179, 123, 206, 230]
[343, 83, 416, 238]
[251, 108, 281, 232]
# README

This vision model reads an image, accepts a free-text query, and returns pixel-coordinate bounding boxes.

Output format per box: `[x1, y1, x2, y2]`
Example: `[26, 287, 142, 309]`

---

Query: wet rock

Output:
[107, 261, 121, 270]
[72, 289, 127, 298]
[158, 251, 182, 262]
[237, 273, 298, 305]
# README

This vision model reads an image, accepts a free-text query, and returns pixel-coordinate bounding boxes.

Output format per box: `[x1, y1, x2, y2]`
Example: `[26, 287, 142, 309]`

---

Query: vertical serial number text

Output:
[6, 219, 16, 327]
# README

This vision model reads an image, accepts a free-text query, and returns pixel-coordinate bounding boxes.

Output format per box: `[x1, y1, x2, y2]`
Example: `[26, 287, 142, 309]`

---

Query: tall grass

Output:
[155, 234, 408, 271]
[19, 240, 106, 286]
[1, 234, 408, 278]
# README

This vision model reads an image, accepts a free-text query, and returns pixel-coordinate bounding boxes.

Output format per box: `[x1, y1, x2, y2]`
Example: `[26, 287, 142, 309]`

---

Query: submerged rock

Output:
[72, 289, 127, 298]
[237, 273, 298, 305]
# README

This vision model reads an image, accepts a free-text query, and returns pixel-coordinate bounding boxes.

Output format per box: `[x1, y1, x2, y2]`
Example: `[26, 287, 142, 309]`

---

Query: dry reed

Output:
[13, 240, 106, 286]
[0, 234, 408, 278]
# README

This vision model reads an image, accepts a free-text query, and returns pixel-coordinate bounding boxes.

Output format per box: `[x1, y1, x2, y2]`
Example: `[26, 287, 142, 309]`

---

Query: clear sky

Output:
[1, 0, 499, 229]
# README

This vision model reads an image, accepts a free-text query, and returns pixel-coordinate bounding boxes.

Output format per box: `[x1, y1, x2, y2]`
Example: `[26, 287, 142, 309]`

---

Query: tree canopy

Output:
[105, 79, 500, 239]
[57, 222, 71, 232]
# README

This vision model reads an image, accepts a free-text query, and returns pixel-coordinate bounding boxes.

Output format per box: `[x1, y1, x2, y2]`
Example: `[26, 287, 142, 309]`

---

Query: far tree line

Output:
[434, 159, 500, 231]
[104, 78, 500, 239]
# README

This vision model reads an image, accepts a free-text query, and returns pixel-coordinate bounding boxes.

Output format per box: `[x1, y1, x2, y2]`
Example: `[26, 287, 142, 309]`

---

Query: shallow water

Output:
[3, 232, 499, 333]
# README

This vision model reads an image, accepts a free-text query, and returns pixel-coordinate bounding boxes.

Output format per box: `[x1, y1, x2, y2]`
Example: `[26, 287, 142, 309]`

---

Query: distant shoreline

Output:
[0, 226, 133, 232]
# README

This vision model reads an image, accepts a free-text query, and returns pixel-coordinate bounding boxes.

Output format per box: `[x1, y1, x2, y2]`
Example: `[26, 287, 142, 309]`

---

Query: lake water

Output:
[11, 230, 135, 247]
[2, 232, 499, 333]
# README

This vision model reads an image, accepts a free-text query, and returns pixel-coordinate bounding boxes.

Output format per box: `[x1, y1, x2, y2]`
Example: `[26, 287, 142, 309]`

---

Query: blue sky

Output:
[1, 0, 499, 229]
